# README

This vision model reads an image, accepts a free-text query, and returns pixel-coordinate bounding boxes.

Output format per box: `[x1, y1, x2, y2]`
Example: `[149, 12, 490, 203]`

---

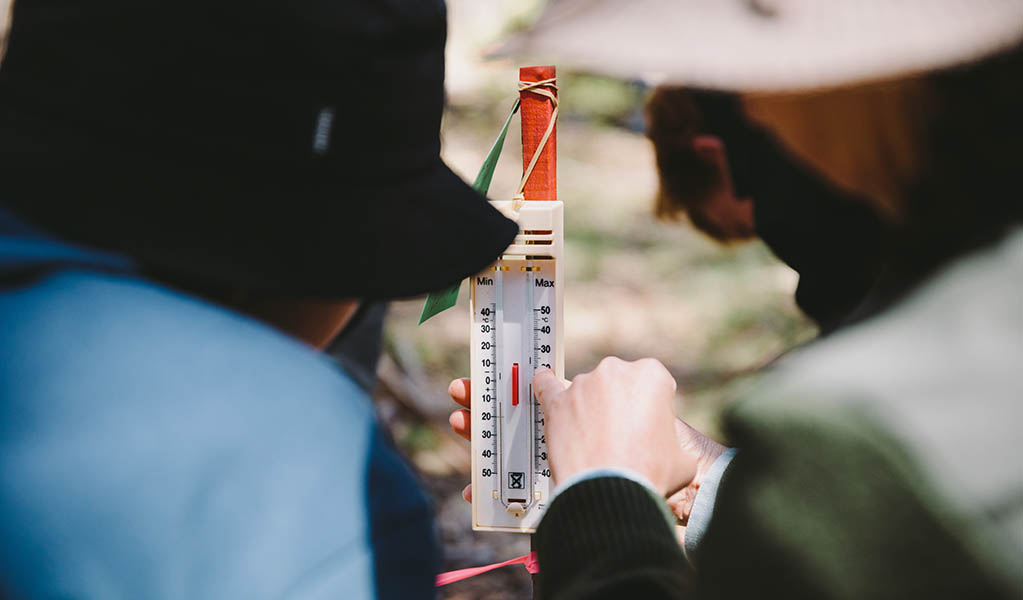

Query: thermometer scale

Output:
[470, 66, 562, 533]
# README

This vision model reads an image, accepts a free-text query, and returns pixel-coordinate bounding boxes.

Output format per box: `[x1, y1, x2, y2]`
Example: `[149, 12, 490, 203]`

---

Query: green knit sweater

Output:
[536, 230, 1022, 599]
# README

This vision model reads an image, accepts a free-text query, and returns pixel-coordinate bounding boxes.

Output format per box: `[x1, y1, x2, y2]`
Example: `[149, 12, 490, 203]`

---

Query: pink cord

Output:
[435, 551, 539, 586]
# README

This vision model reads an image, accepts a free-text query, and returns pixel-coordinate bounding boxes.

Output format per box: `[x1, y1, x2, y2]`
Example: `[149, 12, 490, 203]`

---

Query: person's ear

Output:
[691, 135, 755, 238]
[692, 135, 734, 195]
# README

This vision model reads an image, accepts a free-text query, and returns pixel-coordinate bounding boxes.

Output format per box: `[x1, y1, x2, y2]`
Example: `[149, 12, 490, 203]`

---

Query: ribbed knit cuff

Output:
[684, 448, 738, 562]
[534, 476, 687, 598]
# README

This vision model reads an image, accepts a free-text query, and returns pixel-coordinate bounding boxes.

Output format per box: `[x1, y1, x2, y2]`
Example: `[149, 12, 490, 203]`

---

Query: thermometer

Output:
[470, 66, 562, 533]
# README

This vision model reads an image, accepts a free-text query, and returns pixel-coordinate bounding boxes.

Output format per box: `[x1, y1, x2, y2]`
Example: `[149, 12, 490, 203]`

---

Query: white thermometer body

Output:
[470, 200, 564, 533]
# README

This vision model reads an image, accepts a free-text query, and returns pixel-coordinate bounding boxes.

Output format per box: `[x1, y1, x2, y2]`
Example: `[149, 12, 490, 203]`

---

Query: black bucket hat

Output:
[0, 0, 518, 299]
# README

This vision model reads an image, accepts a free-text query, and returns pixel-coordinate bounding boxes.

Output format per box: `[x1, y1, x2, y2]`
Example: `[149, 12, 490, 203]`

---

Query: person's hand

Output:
[448, 358, 728, 507]
[447, 377, 473, 502]
[447, 373, 572, 502]
[666, 418, 727, 524]
[534, 357, 693, 496]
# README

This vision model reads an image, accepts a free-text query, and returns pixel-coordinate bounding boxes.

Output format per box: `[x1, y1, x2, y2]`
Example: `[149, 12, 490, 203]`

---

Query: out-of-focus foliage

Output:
[559, 74, 647, 127]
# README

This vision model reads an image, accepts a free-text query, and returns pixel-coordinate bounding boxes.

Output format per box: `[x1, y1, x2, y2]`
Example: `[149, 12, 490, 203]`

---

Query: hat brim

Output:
[350, 160, 522, 299]
[206, 158, 520, 299]
[0, 117, 518, 299]
[494, 0, 1023, 92]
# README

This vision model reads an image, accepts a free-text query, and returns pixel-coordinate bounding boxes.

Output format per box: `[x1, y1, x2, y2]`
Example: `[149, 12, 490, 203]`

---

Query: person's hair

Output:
[899, 45, 1023, 277]
[650, 45, 1022, 306]
[644, 87, 720, 225]
[741, 78, 933, 222]
[750, 45, 1023, 289]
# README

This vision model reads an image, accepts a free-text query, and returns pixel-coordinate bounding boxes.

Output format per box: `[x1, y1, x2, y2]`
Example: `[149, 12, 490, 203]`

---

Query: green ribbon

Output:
[418, 99, 521, 325]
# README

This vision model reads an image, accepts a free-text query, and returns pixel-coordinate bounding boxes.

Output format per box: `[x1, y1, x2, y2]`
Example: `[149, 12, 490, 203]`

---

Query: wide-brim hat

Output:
[0, 0, 518, 299]
[496, 0, 1023, 92]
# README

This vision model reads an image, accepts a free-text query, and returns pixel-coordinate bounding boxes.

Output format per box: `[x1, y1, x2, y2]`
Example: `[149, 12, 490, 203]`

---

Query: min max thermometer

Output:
[470, 66, 562, 533]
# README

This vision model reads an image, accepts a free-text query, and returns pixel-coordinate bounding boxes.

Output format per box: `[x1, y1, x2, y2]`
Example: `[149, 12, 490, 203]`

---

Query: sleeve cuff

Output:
[535, 476, 688, 596]
[550, 466, 660, 503]
[683, 448, 738, 561]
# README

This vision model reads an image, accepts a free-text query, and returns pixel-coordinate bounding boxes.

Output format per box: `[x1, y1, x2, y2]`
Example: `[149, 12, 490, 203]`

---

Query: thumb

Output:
[533, 368, 568, 406]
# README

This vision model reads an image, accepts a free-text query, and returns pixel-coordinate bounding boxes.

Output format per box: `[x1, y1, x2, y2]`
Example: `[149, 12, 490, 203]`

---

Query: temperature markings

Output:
[476, 299, 500, 481]
[470, 256, 557, 530]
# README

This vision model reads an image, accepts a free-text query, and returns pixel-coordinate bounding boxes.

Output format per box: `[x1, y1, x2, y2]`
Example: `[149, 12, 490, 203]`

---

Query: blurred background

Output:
[0, 1, 814, 597]
[378, 1, 816, 597]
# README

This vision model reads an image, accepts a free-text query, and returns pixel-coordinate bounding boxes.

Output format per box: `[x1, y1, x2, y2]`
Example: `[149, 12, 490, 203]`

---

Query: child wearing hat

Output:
[0, 0, 518, 598]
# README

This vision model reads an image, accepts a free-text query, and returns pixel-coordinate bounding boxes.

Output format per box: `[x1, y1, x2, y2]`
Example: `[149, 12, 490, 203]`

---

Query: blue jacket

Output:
[0, 211, 438, 598]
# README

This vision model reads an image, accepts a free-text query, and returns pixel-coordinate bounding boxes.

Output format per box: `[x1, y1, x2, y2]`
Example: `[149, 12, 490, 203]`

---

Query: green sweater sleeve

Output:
[534, 408, 1013, 599]
[693, 412, 1013, 600]
[534, 476, 692, 599]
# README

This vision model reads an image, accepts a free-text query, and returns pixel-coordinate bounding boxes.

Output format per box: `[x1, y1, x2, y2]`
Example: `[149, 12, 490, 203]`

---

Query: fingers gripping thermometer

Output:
[470, 66, 562, 533]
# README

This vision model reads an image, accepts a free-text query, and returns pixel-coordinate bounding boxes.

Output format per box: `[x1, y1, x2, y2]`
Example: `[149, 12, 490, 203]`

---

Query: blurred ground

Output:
[376, 1, 817, 598]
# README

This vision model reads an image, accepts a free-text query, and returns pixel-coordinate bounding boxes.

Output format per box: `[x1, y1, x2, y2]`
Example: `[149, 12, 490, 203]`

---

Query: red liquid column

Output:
[512, 363, 520, 406]
[519, 65, 557, 201]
